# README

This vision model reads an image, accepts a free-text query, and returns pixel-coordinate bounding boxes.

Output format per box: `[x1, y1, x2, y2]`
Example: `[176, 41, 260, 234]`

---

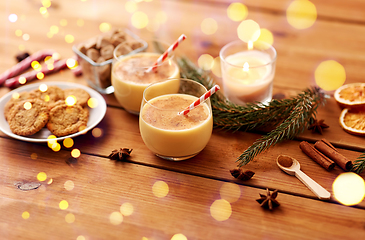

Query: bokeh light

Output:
[12, 92, 20, 99]
[255, 28, 274, 49]
[36, 72, 45, 80]
[50, 25, 59, 34]
[99, 22, 112, 32]
[15, 29, 22, 37]
[109, 212, 123, 225]
[64, 180, 75, 191]
[220, 182, 241, 203]
[39, 7, 48, 15]
[31, 153, 38, 159]
[210, 199, 232, 221]
[87, 98, 98, 108]
[77, 236, 86, 240]
[52, 52, 61, 61]
[152, 181, 169, 198]
[92, 128, 103, 138]
[18, 77, 26, 84]
[66, 58, 78, 69]
[77, 19, 84, 27]
[59, 200, 69, 210]
[171, 233, 188, 240]
[333, 172, 365, 206]
[125, 1, 138, 13]
[65, 213, 75, 223]
[65, 34, 75, 43]
[315, 60, 346, 91]
[198, 54, 214, 71]
[237, 19, 261, 43]
[22, 211, 30, 219]
[60, 19, 68, 26]
[42, 0, 51, 8]
[18, 44, 25, 51]
[23, 102, 32, 110]
[66, 95, 77, 106]
[47, 135, 57, 148]
[44, 95, 50, 102]
[211, 57, 222, 77]
[47, 178, 53, 184]
[201, 18, 218, 35]
[120, 202, 134, 216]
[9, 14, 18, 22]
[286, 0, 317, 29]
[37, 172, 47, 181]
[227, 3, 248, 22]
[31, 61, 41, 70]
[63, 138, 74, 148]
[45, 56, 54, 65]
[39, 84, 48, 92]
[51, 143, 61, 152]
[71, 149, 81, 158]
[131, 11, 149, 29]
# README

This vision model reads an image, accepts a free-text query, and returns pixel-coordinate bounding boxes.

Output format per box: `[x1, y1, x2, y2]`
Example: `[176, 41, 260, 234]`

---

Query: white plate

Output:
[0, 82, 107, 142]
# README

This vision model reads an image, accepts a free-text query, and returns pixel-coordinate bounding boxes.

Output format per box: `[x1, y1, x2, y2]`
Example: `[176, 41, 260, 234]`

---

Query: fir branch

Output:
[352, 153, 365, 174]
[177, 57, 326, 166]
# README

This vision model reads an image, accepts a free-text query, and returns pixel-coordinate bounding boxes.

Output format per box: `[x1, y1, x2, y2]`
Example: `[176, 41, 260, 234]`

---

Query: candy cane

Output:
[179, 85, 220, 115]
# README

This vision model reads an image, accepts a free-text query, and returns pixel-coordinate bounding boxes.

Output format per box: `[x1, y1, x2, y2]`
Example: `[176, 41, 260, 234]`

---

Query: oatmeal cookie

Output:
[47, 103, 89, 137]
[30, 85, 64, 105]
[4, 91, 31, 121]
[8, 99, 49, 136]
[63, 88, 90, 107]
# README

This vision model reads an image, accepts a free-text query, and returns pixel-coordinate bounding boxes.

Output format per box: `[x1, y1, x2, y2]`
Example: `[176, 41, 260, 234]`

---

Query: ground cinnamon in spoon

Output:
[278, 155, 293, 168]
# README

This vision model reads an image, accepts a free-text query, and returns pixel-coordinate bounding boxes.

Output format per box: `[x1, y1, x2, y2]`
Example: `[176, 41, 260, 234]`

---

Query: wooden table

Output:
[1, 0, 365, 239]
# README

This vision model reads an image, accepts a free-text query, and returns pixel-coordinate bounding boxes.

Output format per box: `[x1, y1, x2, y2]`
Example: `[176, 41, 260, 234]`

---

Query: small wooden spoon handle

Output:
[295, 170, 331, 200]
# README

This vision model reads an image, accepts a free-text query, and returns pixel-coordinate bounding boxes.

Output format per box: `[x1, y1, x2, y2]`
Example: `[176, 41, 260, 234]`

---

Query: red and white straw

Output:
[4, 57, 75, 88]
[179, 85, 220, 116]
[146, 34, 187, 73]
[0, 49, 56, 85]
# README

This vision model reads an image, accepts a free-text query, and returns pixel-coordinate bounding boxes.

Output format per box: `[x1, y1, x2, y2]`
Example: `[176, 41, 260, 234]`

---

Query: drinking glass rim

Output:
[219, 40, 277, 69]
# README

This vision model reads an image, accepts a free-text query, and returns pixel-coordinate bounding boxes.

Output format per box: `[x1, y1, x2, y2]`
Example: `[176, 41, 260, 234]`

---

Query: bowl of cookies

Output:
[0, 82, 107, 142]
[73, 29, 147, 94]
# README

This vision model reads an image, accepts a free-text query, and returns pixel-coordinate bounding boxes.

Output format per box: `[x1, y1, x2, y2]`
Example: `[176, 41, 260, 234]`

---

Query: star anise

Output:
[256, 188, 280, 210]
[230, 168, 255, 180]
[108, 148, 133, 161]
[308, 119, 329, 134]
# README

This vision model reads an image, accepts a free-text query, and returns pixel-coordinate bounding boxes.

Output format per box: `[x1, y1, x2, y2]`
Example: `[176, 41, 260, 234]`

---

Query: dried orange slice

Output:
[334, 83, 365, 109]
[339, 108, 365, 136]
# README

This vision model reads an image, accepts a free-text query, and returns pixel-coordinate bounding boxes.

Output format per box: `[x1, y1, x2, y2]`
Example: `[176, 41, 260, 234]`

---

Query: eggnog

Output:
[111, 52, 180, 114]
[139, 94, 213, 159]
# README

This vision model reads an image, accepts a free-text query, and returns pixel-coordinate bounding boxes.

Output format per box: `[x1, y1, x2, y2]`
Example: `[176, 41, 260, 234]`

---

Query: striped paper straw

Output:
[4, 57, 75, 88]
[145, 34, 187, 73]
[179, 85, 220, 116]
[0, 49, 56, 85]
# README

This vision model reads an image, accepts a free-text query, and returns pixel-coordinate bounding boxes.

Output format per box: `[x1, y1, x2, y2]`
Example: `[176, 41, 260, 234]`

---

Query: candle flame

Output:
[248, 40, 253, 50]
[243, 62, 249, 72]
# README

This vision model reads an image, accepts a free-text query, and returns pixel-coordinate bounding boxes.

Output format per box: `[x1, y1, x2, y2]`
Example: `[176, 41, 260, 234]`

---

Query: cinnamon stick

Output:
[314, 139, 353, 171]
[299, 141, 335, 171]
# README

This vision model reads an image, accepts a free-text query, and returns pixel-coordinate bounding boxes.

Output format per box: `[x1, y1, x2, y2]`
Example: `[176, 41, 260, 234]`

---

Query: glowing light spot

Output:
[256, 28, 274, 49]
[152, 181, 169, 198]
[39, 84, 48, 92]
[92, 128, 103, 138]
[227, 3, 248, 22]
[60, 19, 68, 26]
[125, 1, 138, 13]
[44, 56, 54, 65]
[77, 236, 86, 240]
[24, 102, 32, 110]
[18, 45, 25, 51]
[99, 22, 111, 33]
[198, 54, 214, 71]
[120, 203, 134, 216]
[65, 35, 75, 44]
[66, 58, 78, 69]
[131, 11, 149, 29]
[47, 135, 57, 148]
[64, 180, 75, 191]
[59, 200, 69, 210]
[52, 143, 61, 152]
[37, 172, 47, 181]
[87, 98, 98, 108]
[66, 96, 77, 106]
[156, 11, 167, 23]
[9, 14, 18, 22]
[286, 0, 317, 29]
[39, 7, 48, 15]
[109, 212, 123, 225]
[220, 182, 241, 203]
[44, 95, 50, 102]
[50, 25, 59, 34]
[47, 64, 54, 70]
[71, 149, 81, 158]
[77, 19, 84, 27]
[237, 19, 261, 43]
[333, 172, 365, 206]
[171, 233, 187, 240]
[42, 0, 51, 8]
[65, 213, 75, 223]
[315, 60, 346, 91]
[15, 29, 22, 37]
[18, 77, 26, 84]
[201, 18, 218, 35]
[52, 53, 61, 61]
[31, 61, 40, 69]
[210, 199, 232, 221]
[47, 178, 53, 184]
[47, 32, 53, 38]
[22, 211, 30, 219]
[63, 138, 74, 148]
[142, 238, 149, 240]
[12, 92, 20, 99]
[211, 57, 222, 77]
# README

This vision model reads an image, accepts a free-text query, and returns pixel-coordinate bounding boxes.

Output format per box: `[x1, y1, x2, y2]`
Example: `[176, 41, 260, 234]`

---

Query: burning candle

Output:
[220, 40, 277, 105]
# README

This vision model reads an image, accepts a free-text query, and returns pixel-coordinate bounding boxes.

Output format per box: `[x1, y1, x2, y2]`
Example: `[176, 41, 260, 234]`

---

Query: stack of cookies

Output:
[5, 85, 91, 137]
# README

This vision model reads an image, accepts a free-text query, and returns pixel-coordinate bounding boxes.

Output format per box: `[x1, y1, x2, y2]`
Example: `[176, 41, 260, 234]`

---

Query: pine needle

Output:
[352, 153, 365, 174]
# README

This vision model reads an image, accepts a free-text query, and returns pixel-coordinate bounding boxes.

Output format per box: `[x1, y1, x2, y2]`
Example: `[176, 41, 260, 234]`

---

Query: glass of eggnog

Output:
[139, 78, 213, 161]
[111, 40, 180, 115]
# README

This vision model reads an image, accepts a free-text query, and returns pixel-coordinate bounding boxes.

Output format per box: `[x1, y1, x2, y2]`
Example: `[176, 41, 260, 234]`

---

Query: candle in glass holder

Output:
[220, 40, 277, 105]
